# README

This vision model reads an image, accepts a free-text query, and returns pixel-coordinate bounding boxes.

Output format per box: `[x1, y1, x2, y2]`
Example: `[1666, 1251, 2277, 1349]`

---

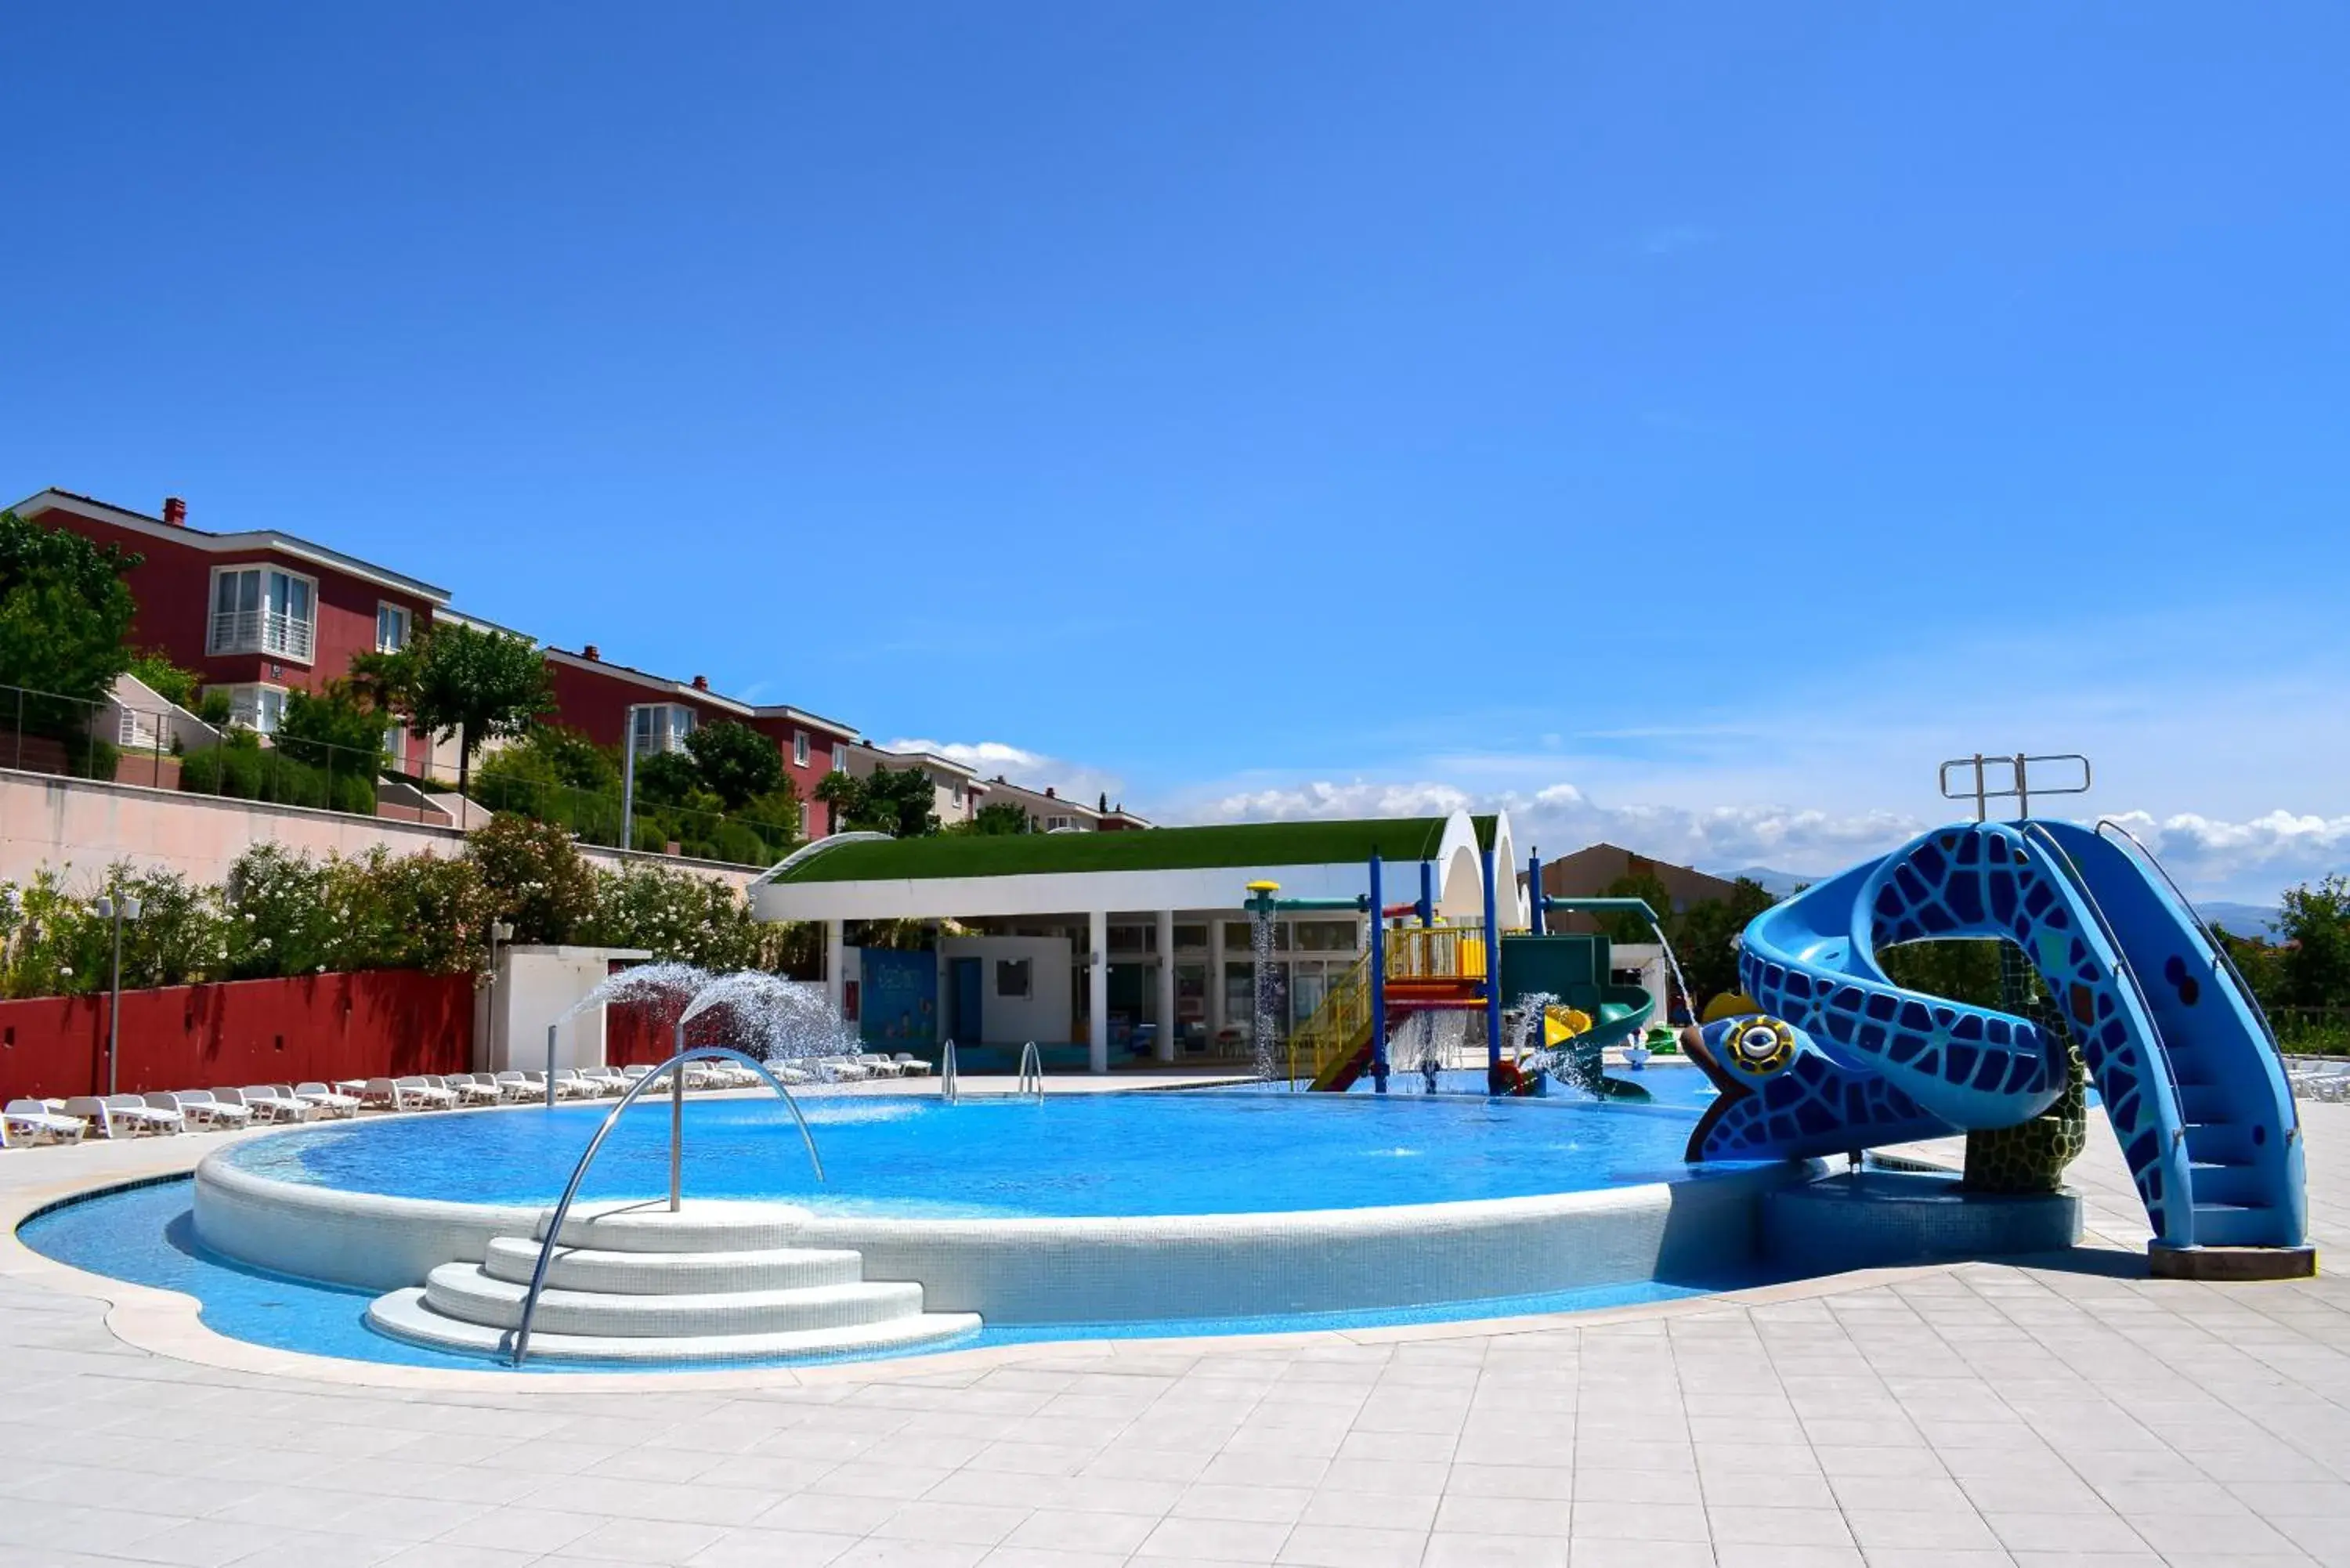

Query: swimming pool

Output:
[20, 1176, 1738, 1373]
[217, 1082, 1717, 1219]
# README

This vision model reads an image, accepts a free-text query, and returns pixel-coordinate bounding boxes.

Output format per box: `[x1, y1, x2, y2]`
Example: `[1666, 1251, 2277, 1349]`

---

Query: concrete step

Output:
[368, 1288, 980, 1364]
[480, 1236, 865, 1295]
[422, 1264, 926, 1338]
[530, 1200, 811, 1253]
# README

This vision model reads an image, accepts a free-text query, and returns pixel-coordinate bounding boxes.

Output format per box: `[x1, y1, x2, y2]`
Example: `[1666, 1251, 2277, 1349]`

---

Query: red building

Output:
[541, 646, 862, 838]
[10, 488, 449, 771]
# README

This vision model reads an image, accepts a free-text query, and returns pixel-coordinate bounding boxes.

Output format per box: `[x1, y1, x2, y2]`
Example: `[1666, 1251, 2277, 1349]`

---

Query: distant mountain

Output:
[1722, 866, 1811, 898]
[2198, 901, 2280, 937]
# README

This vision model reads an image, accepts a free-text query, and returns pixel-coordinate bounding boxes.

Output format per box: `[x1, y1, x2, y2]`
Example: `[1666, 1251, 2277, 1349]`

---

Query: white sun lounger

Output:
[235, 1086, 318, 1123]
[855, 1054, 906, 1078]
[62, 1096, 177, 1137]
[291, 1082, 362, 1118]
[489, 1071, 539, 1102]
[392, 1075, 460, 1110]
[431, 1074, 502, 1107]
[3, 1100, 87, 1146]
[892, 1053, 934, 1077]
[578, 1067, 631, 1095]
[150, 1091, 251, 1130]
[815, 1057, 872, 1082]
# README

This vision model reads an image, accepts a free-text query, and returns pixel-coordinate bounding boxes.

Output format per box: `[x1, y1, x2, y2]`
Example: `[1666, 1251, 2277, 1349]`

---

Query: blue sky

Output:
[6, 6, 2345, 898]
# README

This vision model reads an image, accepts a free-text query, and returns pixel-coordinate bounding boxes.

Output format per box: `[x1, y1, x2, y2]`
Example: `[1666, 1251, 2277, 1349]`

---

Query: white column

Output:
[1088, 909, 1110, 1075]
[825, 920, 846, 1014]
[1154, 909, 1177, 1062]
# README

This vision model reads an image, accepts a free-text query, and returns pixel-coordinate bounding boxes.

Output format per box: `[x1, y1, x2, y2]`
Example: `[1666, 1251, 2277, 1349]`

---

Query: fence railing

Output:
[0, 679, 800, 870]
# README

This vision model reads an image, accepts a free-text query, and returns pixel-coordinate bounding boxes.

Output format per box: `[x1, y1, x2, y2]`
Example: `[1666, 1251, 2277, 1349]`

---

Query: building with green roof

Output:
[752, 811, 1521, 1074]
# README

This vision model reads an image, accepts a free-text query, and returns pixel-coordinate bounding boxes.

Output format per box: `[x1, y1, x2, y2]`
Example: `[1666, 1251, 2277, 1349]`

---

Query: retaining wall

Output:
[0, 970, 475, 1101]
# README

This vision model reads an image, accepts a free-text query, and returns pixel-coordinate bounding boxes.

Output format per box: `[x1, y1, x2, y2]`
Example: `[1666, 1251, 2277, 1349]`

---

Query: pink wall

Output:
[0, 970, 474, 1102]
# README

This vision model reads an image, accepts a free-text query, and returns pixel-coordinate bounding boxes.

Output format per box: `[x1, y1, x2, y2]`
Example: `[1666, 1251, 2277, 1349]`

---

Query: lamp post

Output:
[620, 703, 651, 853]
[95, 893, 143, 1096]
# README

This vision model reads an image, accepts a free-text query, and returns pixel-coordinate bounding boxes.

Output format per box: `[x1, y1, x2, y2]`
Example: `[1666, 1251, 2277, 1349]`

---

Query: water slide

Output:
[1686, 819, 2303, 1252]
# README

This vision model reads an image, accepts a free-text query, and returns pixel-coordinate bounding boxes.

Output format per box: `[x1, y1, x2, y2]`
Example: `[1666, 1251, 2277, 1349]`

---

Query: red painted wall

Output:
[0, 970, 474, 1102]
[604, 994, 688, 1068]
[746, 716, 855, 840]
[23, 505, 437, 699]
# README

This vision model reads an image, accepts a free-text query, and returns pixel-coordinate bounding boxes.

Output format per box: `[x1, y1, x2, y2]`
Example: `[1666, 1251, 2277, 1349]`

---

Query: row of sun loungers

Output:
[4, 1052, 938, 1145]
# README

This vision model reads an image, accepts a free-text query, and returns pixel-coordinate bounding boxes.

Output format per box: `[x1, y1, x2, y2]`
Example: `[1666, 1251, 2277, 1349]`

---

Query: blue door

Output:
[950, 958, 983, 1043]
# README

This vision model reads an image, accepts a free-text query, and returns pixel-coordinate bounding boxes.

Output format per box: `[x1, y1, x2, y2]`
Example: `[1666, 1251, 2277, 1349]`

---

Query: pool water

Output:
[19, 1178, 1734, 1372]
[220, 1080, 1723, 1219]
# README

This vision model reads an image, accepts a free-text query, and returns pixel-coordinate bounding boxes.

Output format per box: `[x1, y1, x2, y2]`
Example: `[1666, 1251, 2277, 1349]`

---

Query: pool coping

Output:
[0, 1104, 1995, 1393]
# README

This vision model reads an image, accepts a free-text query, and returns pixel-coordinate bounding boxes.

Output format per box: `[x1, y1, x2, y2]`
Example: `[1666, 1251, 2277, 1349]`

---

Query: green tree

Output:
[959, 800, 1032, 836]
[1671, 877, 1777, 1008]
[1593, 872, 1674, 948]
[2277, 875, 2350, 1009]
[275, 679, 390, 771]
[0, 510, 140, 704]
[125, 649, 203, 710]
[354, 623, 552, 802]
[685, 721, 783, 810]
[469, 813, 598, 945]
[817, 764, 940, 837]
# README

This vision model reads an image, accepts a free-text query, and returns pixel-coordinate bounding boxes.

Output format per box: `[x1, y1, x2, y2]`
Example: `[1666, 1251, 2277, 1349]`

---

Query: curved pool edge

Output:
[194, 1141, 1823, 1321]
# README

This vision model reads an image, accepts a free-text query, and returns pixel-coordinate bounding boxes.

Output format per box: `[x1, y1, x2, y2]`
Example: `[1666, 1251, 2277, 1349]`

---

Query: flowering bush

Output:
[0, 818, 809, 999]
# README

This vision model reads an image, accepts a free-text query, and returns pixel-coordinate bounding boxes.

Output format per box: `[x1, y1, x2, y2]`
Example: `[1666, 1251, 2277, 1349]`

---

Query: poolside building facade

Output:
[752, 811, 1520, 1072]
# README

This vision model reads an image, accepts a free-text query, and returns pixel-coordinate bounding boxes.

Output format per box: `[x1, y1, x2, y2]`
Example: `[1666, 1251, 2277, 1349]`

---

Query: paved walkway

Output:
[0, 1091, 2344, 1567]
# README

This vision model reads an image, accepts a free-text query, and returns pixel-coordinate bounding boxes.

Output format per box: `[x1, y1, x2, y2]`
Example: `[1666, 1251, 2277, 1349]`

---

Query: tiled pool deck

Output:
[2, 1082, 2345, 1566]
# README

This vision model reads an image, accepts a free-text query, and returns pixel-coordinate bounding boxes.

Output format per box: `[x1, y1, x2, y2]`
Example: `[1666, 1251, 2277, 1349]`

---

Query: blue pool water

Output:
[19, 1178, 1731, 1372]
[220, 1080, 1723, 1219]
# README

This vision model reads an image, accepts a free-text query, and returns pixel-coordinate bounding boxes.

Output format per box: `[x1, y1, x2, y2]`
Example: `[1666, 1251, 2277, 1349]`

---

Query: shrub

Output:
[276, 680, 390, 771]
[179, 731, 378, 815]
[126, 649, 203, 710]
[221, 843, 340, 979]
[468, 813, 598, 945]
[583, 862, 794, 973]
[685, 721, 783, 810]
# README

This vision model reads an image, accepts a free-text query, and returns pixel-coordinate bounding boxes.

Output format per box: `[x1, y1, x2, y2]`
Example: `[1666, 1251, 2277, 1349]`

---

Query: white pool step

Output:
[424, 1265, 927, 1336]
[368, 1288, 978, 1364]
[367, 1199, 978, 1365]
[479, 1236, 865, 1294]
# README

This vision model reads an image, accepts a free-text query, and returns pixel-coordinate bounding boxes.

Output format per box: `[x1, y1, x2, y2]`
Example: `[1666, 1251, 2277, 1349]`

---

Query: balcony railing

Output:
[208, 608, 315, 661]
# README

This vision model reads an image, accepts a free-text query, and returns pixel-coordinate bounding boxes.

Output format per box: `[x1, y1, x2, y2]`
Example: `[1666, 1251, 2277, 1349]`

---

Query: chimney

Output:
[161, 497, 187, 526]
[1044, 786, 1056, 798]
[581, 644, 600, 661]
[691, 674, 710, 692]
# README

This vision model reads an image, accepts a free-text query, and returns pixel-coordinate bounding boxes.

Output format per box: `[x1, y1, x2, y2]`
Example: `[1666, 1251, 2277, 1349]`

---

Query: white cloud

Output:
[884, 739, 1130, 811]
[1173, 775, 2349, 900]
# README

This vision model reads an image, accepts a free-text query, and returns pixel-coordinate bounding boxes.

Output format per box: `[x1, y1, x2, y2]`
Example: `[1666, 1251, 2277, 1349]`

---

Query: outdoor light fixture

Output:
[95, 893, 143, 1096]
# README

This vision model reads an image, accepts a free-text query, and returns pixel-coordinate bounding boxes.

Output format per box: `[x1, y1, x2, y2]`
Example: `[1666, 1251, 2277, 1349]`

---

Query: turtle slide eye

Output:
[1729, 1018, 1796, 1074]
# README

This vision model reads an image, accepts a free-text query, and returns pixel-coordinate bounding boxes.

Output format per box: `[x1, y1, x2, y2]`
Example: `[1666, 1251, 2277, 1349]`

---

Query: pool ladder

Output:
[938, 1039, 1044, 1105]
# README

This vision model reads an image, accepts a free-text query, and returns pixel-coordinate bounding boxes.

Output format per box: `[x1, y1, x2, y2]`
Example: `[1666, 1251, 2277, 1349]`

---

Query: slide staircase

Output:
[1293, 927, 1488, 1091]
[1726, 819, 2303, 1252]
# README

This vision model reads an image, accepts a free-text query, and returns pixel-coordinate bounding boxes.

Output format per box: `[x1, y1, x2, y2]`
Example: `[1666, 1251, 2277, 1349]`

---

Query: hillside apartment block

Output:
[10, 487, 1132, 841]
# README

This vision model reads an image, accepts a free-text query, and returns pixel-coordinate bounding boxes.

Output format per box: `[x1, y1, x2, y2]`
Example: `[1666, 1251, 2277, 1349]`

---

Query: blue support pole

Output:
[1528, 849, 1545, 936]
[1368, 854, 1387, 1093]
[1482, 844, 1503, 1092]
[1418, 861, 1435, 927]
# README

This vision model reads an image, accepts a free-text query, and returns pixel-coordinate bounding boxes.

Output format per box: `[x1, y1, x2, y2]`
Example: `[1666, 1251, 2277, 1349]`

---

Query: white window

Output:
[376, 602, 410, 653]
[383, 722, 407, 765]
[793, 730, 810, 768]
[631, 703, 696, 756]
[208, 566, 316, 661]
[225, 684, 288, 735]
[950, 780, 965, 806]
[1045, 815, 1073, 832]
[831, 742, 848, 772]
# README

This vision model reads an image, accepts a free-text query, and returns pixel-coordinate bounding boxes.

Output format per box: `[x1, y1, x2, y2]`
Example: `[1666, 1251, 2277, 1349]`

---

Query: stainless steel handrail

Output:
[2095, 817, 2299, 1135]
[1017, 1041, 1044, 1103]
[940, 1039, 959, 1104]
[508, 1045, 823, 1367]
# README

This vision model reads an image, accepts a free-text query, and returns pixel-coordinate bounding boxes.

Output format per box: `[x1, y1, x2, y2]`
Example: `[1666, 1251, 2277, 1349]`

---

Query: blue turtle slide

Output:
[1685, 819, 2303, 1253]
